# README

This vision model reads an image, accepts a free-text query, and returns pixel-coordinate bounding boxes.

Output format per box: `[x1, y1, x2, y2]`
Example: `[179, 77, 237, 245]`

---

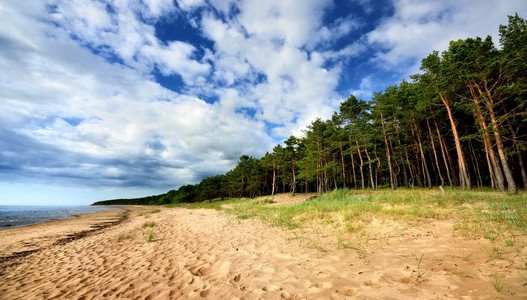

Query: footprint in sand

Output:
[313, 282, 333, 289]
[262, 283, 282, 292]
[335, 287, 358, 296]
[189, 264, 212, 277]
[363, 278, 381, 287]
[199, 289, 209, 298]
[280, 291, 307, 300]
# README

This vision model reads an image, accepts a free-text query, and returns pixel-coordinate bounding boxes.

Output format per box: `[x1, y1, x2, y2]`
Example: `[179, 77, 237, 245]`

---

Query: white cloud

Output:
[143, 0, 176, 17]
[140, 40, 210, 82]
[238, 0, 330, 48]
[350, 76, 374, 100]
[47, 0, 209, 83]
[200, 0, 344, 138]
[177, 0, 206, 11]
[367, 0, 527, 73]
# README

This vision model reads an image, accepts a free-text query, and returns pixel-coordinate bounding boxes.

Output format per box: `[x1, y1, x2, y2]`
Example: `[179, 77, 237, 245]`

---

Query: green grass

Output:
[173, 188, 527, 241]
[138, 209, 161, 217]
[167, 197, 241, 210]
[146, 231, 155, 242]
[142, 221, 156, 228]
[493, 275, 503, 292]
[117, 233, 134, 242]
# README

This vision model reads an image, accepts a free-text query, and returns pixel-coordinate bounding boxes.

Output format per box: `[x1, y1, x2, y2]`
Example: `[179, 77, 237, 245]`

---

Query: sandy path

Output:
[0, 207, 525, 299]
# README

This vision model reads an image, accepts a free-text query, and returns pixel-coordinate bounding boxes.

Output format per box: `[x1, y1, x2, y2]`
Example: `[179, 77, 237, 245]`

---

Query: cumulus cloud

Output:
[46, 0, 209, 83]
[199, 0, 349, 139]
[366, 0, 527, 74]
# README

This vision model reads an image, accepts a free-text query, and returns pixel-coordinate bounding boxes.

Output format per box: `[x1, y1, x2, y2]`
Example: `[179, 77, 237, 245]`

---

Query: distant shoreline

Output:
[0, 205, 123, 230]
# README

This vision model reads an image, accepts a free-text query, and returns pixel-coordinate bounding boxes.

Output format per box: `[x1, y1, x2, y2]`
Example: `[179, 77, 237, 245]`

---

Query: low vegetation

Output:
[177, 188, 527, 242]
[142, 221, 156, 228]
[117, 232, 134, 242]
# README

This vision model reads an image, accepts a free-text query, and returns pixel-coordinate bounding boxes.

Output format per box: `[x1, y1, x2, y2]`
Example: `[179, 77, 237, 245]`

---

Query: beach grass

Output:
[117, 232, 134, 242]
[139, 209, 161, 217]
[176, 188, 527, 242]
[142, 221, 156, 228]
[146, 231, 155, 242]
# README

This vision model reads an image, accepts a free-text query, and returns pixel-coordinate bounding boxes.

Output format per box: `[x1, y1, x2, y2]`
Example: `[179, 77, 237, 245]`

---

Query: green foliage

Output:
[117, 233, 134, 242]
[142, 221, 156, 228]
[146, 231, 155, 242]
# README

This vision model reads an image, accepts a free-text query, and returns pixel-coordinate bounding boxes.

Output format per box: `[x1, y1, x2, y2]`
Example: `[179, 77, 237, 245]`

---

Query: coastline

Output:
[0, 205, 126, 230]
[0, 207, 132, 267]
[1, 205, 525, 299]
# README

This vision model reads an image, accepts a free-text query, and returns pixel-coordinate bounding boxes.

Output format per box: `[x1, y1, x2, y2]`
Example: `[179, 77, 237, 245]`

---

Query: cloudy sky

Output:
[1, 0, 525, 205]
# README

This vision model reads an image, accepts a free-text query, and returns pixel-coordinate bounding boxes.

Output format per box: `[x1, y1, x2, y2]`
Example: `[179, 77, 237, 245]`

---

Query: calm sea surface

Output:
[0, 205, 120, 229]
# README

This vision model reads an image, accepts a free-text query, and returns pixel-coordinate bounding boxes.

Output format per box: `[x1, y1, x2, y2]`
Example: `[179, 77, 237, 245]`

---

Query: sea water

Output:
[0, 205, 120, 229]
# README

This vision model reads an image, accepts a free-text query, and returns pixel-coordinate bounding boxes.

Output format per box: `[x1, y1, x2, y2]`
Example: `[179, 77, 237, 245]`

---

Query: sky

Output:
[1, 0, 526, 205]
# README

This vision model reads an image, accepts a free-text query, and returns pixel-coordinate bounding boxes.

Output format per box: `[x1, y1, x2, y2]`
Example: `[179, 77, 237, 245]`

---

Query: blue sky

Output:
[1, 0, 526, 205]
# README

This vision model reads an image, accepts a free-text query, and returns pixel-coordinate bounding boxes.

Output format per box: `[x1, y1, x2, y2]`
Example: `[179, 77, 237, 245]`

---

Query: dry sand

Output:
[0, 201, 526, 299]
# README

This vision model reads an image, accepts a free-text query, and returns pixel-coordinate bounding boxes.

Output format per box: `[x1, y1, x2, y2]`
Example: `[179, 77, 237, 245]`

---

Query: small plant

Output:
[139, 209, 161, 217]
[117, 233, 134, 242]
[488, 245, 503, 261]
[410, 252, 426, 283]
[258, 198, 275, 204]
[456, 244, 473, 261]
[146, 231, 155, 242]
[505, 235, 515, 247]
[492, 276, 503, 292]
[142, 221, 156, 228]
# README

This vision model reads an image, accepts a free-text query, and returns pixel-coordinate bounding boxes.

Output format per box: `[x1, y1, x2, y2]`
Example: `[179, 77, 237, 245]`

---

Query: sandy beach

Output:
[1, 201, 526, 299]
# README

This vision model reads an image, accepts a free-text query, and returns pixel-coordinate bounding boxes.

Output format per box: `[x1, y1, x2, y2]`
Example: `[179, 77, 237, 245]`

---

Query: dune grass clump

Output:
[117, 232, 134, 242]
[142, 221, 156, 228]
[145, 231, 155, 242]
[139, 209, 161, 217]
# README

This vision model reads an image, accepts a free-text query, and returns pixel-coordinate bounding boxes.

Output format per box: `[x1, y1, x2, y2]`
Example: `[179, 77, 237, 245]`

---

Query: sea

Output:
[0, 205, 121, 229]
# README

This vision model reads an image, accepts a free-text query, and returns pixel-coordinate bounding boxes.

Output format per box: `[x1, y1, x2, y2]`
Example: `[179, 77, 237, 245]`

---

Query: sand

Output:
[1, 202, 526, 299]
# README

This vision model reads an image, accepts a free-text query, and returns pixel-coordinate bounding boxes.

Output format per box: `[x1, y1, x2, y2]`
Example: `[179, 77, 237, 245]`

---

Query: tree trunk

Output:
[479, 82, 517, 193]
[434, 119, 453, 187]
[291, 157, 297, 196]
[271, 160, 276, 195]
[488, 102, 517, 193]
[356, 139, 365, 190]
[349, 137, 357, 189]
[380, 110, 395, 189]
[395, 126, 409, 187]
[468, 84, 505, 191]
[413, 121, 431, 188]
[439, 92, 471, 189]
[427, 118, 444, 187]
[404, 144, 414, 188]
[502, 101, 527, 189]
[363, 141, 375, 190]
[339, 145, 346, 188]
[468, 139, 484, 188]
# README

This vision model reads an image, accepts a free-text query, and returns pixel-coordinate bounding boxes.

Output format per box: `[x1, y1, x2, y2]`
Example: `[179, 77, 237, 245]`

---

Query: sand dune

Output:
[1, 205, 525, 299]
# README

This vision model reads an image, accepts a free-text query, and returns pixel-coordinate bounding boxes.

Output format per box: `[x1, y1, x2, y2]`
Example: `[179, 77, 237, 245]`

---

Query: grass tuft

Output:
[493, 275, 503, 292]
[142, 221, 156, 228]
[146, 231, 155, 242]
[117, 233, 134, 242]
